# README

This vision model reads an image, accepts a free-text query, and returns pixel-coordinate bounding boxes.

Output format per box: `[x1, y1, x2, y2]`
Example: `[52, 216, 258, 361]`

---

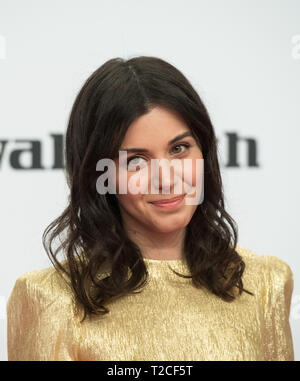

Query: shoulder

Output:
[236, 244, 293, 279]
[7, 259, 77, 313]
[235, 245, 265, 266]
[235, 245, 294, 298]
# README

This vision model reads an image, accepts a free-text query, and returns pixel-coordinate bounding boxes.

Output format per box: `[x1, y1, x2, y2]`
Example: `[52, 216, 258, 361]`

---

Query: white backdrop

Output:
[0, 0, 299, 361]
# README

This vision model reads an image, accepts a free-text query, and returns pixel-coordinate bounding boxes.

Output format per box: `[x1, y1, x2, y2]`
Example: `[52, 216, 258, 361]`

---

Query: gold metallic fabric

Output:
[6, 245, 294, 361]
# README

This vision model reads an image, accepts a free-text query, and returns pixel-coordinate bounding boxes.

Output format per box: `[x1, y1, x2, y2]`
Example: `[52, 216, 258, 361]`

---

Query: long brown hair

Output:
[42, 56, 254, 324]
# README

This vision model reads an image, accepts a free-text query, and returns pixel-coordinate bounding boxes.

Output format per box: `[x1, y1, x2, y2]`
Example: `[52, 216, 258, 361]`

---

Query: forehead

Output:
[120, 107, 190, 148]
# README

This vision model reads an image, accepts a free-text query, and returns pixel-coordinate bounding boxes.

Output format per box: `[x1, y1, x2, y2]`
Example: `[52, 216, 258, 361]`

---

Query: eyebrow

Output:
[120, 131, 193, 154]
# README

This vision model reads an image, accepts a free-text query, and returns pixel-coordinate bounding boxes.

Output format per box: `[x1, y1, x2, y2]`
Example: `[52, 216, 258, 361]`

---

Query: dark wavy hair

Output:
[42, 56, 254, 324]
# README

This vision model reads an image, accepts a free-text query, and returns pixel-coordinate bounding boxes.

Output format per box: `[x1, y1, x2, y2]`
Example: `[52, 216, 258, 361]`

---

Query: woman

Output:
[7, 56, 294, 361]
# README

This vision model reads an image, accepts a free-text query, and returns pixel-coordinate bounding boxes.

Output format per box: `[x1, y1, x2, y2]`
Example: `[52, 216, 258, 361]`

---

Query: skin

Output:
[113, 106, 203, 260]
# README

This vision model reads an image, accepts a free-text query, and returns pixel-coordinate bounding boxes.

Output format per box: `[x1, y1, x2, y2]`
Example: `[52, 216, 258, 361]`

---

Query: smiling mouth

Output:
[149, 194, 186, 204]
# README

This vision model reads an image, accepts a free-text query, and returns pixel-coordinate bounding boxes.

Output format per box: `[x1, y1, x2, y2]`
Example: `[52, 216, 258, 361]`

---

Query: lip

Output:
[149, 194, 186, 210]
[149, 194, 186, 204]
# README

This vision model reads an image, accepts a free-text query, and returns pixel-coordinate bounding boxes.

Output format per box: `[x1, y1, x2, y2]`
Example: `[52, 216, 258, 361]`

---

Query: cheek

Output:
[116, 166, 149, 196]
[115, 191, 144, 211]
[116, 194, 133, 213]
[180, 158, 197, 190]
[181, 155, 204, 198]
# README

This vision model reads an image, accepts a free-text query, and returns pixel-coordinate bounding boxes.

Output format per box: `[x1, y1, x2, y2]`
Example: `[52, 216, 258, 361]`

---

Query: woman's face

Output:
[113, 106, 203, 234]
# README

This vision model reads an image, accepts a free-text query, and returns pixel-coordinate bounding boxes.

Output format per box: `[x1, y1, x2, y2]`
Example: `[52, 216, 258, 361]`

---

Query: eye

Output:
[171, 143, 190, 155]
[126, 143, 190, 171]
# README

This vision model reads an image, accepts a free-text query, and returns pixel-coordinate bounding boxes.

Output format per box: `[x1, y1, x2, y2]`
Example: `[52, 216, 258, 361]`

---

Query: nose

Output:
[150, 159, 181, 194]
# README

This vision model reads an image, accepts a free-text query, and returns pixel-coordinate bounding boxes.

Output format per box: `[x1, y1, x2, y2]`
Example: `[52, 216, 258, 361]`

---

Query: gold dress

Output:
[6, 245, 294, 361]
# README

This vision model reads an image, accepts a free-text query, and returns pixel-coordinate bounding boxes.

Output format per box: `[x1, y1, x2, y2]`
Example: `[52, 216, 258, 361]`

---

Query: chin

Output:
[151, 220, 189, 233]
[151, 226, 179, 234]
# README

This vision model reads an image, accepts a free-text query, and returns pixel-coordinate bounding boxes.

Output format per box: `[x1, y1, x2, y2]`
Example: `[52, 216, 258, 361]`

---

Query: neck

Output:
[124, 222, 186, 261]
